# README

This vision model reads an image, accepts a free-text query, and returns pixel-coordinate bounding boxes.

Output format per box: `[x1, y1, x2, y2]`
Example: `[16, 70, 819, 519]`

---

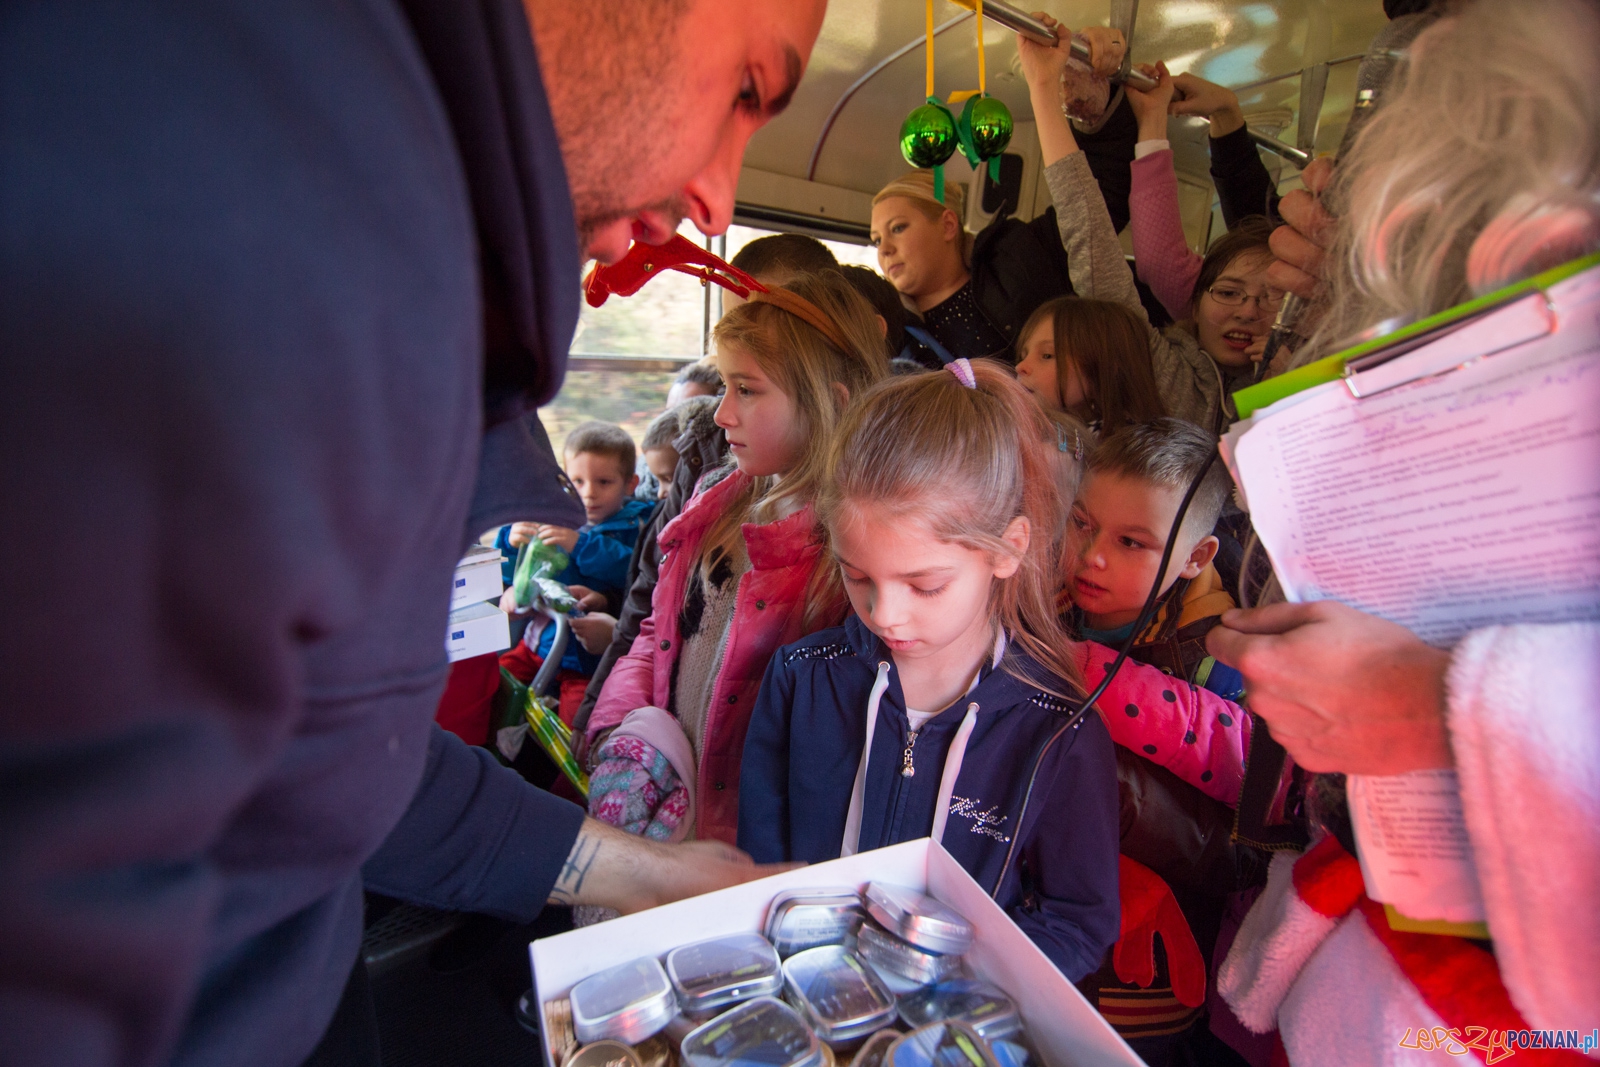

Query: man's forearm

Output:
[549, 817, 793, 915]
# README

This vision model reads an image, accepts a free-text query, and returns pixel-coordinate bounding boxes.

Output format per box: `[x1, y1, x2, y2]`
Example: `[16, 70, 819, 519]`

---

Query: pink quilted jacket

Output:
[1074, 641, 1250, 805]
[588, 469, 836, 844]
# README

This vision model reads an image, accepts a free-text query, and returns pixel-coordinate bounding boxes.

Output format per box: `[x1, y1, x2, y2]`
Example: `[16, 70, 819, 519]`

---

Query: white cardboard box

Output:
[452, 545, 506, 609]
[529, 838, 1145, 1067]
[445, 599, 510, 662]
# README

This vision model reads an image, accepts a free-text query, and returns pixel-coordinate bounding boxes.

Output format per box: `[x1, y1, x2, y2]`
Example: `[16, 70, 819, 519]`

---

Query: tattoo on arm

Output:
[550, 828, 603, 905]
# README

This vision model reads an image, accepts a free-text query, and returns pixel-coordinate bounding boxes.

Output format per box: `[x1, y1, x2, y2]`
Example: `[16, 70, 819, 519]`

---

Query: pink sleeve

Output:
[1074, 641, 1249, 805]
[586, 611, 659, 744]
[1129, 149, 1204, 322]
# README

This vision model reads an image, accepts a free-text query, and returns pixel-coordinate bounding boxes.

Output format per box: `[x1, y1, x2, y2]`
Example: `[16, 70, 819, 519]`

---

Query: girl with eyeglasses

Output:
[1016, 17, 1281, 434]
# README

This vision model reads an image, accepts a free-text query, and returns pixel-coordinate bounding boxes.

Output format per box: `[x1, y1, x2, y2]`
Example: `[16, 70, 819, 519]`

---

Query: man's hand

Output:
[507, 521, 539, 549]
[1168, 72, 1245, 137]
[536, 524, 580, 553]
[570, 613, 616, 655]
[1267, 156, 1336, 301]
[1206, 600, 1454, 776]
[1126, 62, 1176, 142]
[548, 818, 799, 914]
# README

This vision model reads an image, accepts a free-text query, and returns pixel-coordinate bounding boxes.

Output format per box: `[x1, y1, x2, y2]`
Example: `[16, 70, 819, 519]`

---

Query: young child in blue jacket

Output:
[497, 421, 653, 674]
[738, 360, 1120, 984]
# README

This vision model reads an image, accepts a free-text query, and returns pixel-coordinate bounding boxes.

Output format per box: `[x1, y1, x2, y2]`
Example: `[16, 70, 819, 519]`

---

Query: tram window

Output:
[543, 221, 877, 442]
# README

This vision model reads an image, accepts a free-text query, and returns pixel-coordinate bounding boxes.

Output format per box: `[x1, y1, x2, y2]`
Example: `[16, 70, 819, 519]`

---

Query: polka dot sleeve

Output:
[1073, 641, 1250, 806]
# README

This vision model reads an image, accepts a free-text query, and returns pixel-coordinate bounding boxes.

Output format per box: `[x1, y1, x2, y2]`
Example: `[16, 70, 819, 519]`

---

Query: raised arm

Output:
[1125, 62, 1204, 319]
[1017, 18, 1155, 327]
[1169, 73, 1281, 228]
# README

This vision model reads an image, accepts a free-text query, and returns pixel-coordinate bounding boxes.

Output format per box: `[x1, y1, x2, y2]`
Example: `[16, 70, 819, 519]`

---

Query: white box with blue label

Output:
[451, 544, 505, 609]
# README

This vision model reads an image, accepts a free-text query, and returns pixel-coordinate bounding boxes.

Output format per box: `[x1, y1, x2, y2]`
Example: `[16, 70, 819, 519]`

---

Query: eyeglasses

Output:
[1206, 284, 1286, 312]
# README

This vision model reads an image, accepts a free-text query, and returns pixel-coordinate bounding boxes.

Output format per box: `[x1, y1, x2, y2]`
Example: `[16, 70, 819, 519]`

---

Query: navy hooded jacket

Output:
[738, 616, 1120, 983]
[1, 1, 588, 1064]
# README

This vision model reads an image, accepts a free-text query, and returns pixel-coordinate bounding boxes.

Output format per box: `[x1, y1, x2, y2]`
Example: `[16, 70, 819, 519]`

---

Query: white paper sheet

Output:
[1226, 264, 1600, 922]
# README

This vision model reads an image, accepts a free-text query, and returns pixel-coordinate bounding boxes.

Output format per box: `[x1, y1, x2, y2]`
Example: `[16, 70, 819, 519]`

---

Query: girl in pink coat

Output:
[585, 271, 889, 845]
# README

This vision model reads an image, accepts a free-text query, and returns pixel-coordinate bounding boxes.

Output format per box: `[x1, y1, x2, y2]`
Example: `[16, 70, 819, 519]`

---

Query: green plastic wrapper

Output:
[512, 538, 576, 613]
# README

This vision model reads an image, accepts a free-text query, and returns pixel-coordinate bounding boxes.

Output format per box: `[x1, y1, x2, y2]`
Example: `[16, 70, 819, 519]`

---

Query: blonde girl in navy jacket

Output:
[739, 360, 1121, 982]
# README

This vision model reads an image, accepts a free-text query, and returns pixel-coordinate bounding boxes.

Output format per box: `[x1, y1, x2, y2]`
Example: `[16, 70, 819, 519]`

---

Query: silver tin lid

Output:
[764, 890, 865, 957]
[570, 956, 678, 1046]
[681, 996, 825, 1067]
[897, 980, 1021, 1040]
[568, 1040, 644, 1067]
[861, 884, 973, 956]
[666, 933, 784, 1013]
[781, 945, 898, 1046]
[886, 1021, 1001, 1067]
[855, 924, 962, 987]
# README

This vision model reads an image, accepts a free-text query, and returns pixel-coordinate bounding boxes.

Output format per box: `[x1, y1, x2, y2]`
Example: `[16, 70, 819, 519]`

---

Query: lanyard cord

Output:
[925, 0, 936, 99]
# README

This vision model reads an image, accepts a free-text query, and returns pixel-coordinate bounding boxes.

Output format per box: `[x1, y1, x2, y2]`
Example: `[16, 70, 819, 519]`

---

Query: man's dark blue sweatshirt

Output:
[0, 1, 590, 1065]
[738, 616, 1121, 983]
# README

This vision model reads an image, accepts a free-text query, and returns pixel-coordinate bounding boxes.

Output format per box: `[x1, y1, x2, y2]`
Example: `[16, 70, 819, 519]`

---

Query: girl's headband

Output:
[585, 235, 853, 355]
[946, 357, 977, 389]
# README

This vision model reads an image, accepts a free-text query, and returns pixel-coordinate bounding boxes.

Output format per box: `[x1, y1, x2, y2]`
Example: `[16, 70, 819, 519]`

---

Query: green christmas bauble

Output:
[899, 103, 958, 169]
[966, 95, 1014, 160]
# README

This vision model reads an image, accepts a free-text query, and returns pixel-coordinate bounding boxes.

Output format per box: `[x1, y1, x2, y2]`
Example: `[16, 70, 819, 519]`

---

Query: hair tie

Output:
[947, 357, 977, 389]
[749, 288, 853, 356]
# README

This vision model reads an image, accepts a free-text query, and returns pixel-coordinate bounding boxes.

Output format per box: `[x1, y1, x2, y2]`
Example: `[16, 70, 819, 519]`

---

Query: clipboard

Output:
[1223, 252, 1600, 920]
[1232, 250, 1600, 418]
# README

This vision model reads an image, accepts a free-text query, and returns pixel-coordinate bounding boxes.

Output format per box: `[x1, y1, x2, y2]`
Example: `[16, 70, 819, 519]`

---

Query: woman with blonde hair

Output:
[585, 270, 889, 846]
[1205, 1, 1600, 1062]
[871, 46, 1140, 366]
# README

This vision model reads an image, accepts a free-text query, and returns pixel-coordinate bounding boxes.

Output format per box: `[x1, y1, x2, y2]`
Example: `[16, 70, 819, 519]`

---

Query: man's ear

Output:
[875, 313, 888, 340]
[992, 516, 1031, 580]
[625, 472, 641, 496]
[1178, 534, 1219, 580]
[832, 381, 851, 411]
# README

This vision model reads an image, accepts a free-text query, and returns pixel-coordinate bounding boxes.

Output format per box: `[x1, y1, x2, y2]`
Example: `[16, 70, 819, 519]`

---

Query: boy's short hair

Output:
[673, 360, 723, 392]
[640, 407, 681, 452]
[730, 233, 838, 284]
[1085, 418, 1230, 543]
[837, 264, 909, 355]
[563, 420, 636, 476]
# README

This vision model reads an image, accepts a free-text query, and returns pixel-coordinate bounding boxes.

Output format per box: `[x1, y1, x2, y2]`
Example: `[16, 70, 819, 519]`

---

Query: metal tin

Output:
[896, 980, 1021, 1040]
[885, 1022, 1001, 1067]
[848, 1029, 900, 1067]
[862, 885, 973, 956]
[570, 957, 679, 1045]
[764, 889, 866, 957]
[666, 933, 784, 1014]
[781, 945, 899, 1047]
[569, 1041, 646, 1067]
[680, 996, 824, 1067]
[854, 924, 962, 987]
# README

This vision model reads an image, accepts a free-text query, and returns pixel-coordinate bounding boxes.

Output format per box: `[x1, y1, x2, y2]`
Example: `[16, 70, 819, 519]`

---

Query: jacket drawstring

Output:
[841, 660, 892, 857]
[842, 631, 1007, 856]
[928, 703, 978, 843]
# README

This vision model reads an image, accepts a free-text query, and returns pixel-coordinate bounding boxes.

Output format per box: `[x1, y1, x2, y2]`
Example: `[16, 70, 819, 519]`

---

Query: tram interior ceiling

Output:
[567, 0, 1387, 379]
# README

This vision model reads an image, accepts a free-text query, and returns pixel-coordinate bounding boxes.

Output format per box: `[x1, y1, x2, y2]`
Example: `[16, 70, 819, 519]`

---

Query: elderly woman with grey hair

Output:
[1203, 0, 1600, 1062]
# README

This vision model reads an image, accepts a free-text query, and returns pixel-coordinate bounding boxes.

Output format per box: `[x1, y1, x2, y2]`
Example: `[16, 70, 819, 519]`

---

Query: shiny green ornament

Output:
[964, 95, 1014, 161]
[899, 101, 958, 169]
